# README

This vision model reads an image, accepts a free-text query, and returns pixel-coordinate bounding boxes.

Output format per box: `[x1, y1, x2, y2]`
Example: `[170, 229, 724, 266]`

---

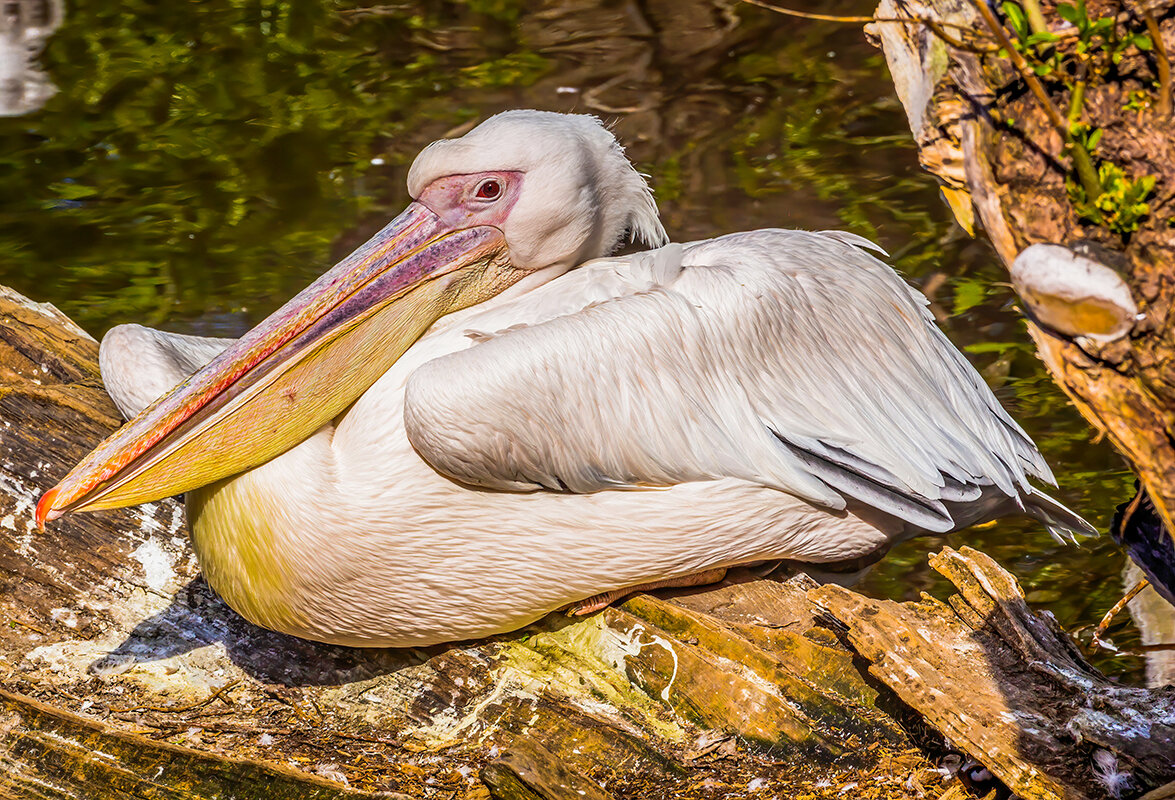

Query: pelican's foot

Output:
[562, 568, 729, 617]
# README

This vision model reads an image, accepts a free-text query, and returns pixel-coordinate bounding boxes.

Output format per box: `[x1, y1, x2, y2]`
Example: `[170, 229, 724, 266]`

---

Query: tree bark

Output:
[870, 0, 1175, 541]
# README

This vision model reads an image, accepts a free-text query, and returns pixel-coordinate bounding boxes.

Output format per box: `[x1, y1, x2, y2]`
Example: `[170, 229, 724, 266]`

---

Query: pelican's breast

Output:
[184, 420, 353, 641]
[186, 474, 314, 638]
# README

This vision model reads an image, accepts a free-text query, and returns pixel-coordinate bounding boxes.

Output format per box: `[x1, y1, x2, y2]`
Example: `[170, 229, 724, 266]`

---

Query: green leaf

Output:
[1057, 3, 1082, 25]
[1086, 128, 1102, 150]
[965, 341, 1026, 355]
[952, 278, 988, 316]
[1134, 34, 1153, 51]
[1026, 31, 1060, 45]
[1089, 18, 1113, 36]
[1002, 2, 1028, 38]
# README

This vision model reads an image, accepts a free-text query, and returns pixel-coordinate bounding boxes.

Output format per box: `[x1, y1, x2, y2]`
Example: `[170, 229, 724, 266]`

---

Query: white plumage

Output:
[94, 110, 1092, 647]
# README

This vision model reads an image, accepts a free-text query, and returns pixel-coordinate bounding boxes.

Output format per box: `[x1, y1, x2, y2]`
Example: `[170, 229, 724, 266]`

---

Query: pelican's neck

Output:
[493, 262, 573, 303]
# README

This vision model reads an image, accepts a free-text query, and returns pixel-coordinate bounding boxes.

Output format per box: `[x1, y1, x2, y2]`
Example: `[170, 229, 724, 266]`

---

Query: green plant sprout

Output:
[1123, 87, 1154, 113]
[1001, 1, 1152, 75]
[1068, 121, 1102, 153]
[1067, 162, 1156, 235]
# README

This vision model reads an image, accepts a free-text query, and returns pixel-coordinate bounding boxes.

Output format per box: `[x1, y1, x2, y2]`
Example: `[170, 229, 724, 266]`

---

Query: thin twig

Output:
[972, 0, 1103, 200]
[9, 618, 47, 636]
[1021, 0, 1051, 37]
[331, 730, 405, 747]
[743, 0, 1134, 41]
[259, 685, 320, 722]
[974, 1, 1068, 131]
[337, 4, 410, 17]
[1069, 62, 1089, 125]
[114, 679, 242, 715]
[1140, 6, 1173, 119]
[738, 1, 872, 23]
[740, 0, 1003, 52]
[1092, 579, 1150, 650]
[740, 0, 975, 34]
[739, 0, 1107, 45]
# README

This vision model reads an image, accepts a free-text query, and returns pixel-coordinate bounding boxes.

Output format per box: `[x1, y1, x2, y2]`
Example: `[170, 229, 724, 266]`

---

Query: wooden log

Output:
[815, 546, 1175, 800]
[481, 740, 616, 800]
[0, 688, 400, 800]
[3, 283, 1174, 799]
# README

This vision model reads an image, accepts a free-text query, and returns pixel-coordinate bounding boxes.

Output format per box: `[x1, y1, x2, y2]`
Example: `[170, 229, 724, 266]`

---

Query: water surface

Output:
[0, 0, 1152, 679]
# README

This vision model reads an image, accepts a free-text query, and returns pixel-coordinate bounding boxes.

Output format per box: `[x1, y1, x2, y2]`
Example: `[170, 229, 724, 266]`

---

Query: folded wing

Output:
[404, 230, 1054, 534]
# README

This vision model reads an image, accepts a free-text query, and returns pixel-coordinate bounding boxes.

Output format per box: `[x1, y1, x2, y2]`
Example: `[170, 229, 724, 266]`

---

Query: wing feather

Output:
[404, 229, 1051, 532]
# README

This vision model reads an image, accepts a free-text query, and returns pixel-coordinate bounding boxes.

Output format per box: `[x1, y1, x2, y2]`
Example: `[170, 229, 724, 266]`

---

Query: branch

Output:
[1140, 6, 1173, 119]
[972, 0, 1103, 200]
[740, 0, 981, 44]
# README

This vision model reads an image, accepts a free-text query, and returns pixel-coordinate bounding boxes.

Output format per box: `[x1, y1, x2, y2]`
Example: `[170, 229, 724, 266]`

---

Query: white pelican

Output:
[37, 110, 1093, 647]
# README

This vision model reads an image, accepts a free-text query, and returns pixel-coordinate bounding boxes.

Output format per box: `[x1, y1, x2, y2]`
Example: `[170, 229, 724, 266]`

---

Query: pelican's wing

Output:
[404, 229, 1052, 533]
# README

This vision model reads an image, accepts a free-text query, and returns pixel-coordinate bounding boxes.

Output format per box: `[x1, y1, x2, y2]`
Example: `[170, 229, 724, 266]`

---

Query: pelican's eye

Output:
[474, 179, 502, 200]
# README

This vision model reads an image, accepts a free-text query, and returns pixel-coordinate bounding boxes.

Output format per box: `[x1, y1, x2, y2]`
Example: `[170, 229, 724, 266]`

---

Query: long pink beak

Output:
[37, 203, 513, 528]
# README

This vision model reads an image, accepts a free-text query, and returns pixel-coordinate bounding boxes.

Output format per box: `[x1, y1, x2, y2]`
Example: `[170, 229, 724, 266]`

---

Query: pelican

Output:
[37, 110, 1093, 647]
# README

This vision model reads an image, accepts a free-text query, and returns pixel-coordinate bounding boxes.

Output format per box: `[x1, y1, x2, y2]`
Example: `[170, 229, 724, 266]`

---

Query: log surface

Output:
[817, 548, 1175, 800]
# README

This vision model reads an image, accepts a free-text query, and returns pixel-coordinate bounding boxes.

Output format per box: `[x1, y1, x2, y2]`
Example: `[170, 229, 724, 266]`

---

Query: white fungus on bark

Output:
[1011, 244, 1139, 344]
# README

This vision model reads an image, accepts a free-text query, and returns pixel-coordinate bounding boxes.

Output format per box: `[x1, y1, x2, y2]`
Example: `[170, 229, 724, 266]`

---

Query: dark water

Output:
[0, 0, 1154, 679]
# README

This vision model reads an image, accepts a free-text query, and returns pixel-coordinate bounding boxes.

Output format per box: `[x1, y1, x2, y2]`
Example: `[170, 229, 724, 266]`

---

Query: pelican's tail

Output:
[1025, 488, 1099, 544]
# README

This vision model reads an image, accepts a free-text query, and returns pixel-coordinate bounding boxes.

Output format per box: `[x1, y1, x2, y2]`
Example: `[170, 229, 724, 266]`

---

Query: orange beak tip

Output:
[35, 487, 63, 531]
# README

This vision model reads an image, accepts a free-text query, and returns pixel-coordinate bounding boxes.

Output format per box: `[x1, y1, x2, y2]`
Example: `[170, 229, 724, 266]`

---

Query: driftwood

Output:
[817, 549, 1175, 800]
[869, 0, 1175, 547]
[1, 281, 1173, 800]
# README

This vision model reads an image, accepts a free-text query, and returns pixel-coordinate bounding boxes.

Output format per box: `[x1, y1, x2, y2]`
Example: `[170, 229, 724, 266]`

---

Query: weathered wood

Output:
[815, 546, 1175, 800]
[481, 740, 615, 800]
[871, 0, 1175, 547]
[1140, 780, 1175, 800]
[0, 688, 399, 800]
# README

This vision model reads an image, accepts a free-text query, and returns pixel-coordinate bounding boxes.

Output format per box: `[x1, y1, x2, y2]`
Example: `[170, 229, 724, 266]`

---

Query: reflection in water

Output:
[0, 0, 1159, 679]
[0, 0, 62, 116]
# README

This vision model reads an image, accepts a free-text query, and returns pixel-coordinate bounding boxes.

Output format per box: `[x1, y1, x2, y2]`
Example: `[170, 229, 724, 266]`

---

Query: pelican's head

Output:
[408, 110, 666, 274]
[37, 110, 666, 525]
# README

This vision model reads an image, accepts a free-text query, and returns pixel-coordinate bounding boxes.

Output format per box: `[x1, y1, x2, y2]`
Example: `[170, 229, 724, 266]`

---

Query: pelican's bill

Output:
[37, 204, 513, 526]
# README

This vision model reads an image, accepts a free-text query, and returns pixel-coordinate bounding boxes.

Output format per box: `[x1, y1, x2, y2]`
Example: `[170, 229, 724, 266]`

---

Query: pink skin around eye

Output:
[415, 171, 523, 231]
